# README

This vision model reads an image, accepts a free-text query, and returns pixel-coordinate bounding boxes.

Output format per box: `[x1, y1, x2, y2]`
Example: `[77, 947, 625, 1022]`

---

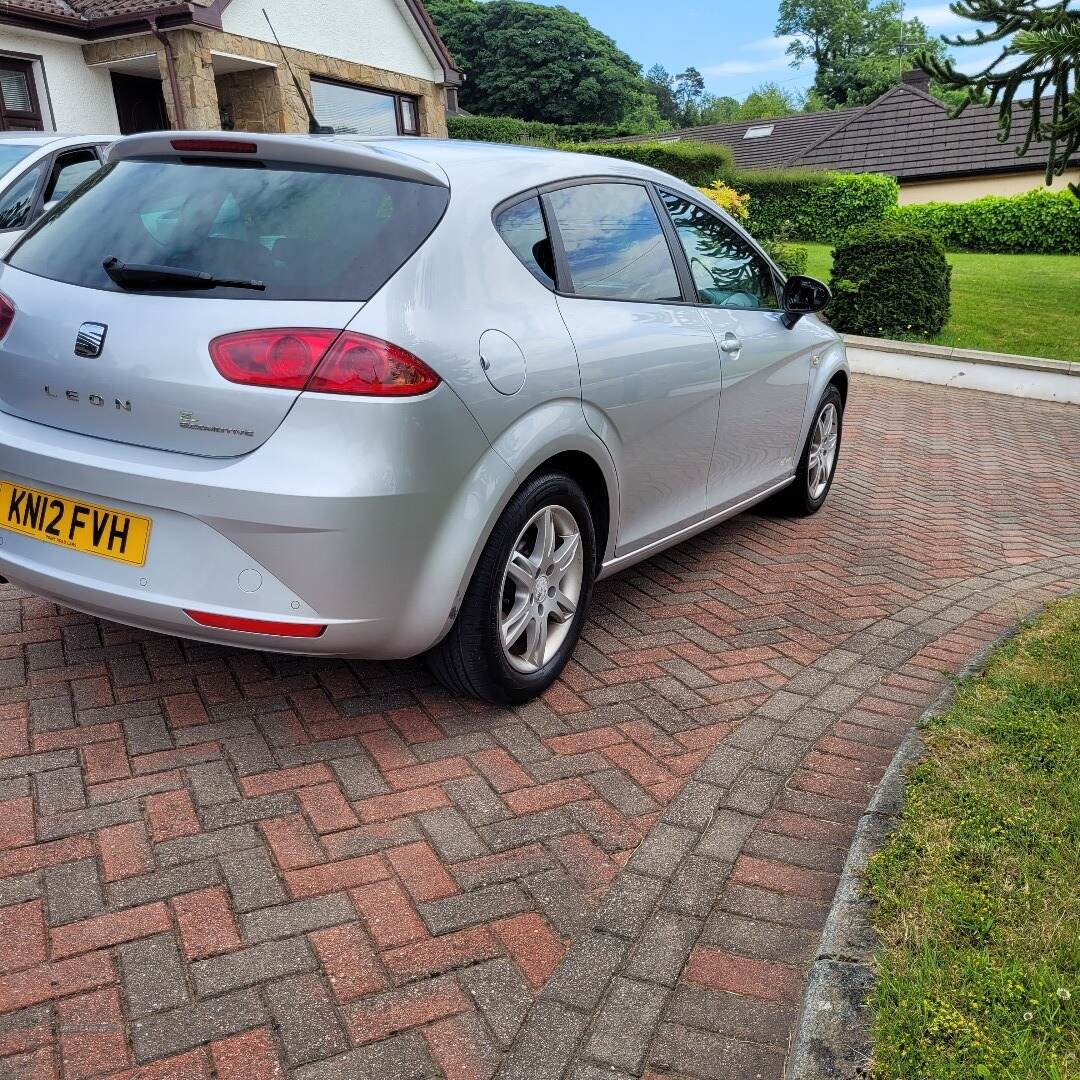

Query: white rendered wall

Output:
[221, 0, 442, 83]
[0, 27, 120, 133]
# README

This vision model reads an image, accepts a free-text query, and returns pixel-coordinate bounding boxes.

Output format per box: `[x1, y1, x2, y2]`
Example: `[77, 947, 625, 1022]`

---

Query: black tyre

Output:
[427, 471, 596, 705]
[774, 384, 844, 517]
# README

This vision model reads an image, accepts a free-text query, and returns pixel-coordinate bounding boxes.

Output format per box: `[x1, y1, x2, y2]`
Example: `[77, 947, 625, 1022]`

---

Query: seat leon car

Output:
[0, 132, 847, 703]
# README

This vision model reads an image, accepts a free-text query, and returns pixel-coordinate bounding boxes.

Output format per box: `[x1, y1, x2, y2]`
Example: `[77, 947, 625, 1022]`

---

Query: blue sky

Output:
[528, 2, 1004, 102]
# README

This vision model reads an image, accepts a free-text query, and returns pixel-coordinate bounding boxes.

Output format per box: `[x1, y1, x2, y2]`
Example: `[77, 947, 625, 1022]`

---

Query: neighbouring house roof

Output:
[634, 77, 1075, 182]
[0, 0, 462, 83]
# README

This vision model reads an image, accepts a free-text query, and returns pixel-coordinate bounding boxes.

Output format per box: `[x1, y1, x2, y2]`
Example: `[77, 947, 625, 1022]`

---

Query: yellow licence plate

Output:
[0, 482, 151, 566]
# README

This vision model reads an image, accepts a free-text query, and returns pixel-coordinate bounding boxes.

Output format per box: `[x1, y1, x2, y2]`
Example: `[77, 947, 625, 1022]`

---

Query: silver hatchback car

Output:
[0, 132, 847, 703]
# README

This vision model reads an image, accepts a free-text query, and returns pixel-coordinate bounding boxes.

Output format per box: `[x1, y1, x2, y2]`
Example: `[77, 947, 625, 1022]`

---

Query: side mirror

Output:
[781, 275, 831, 328]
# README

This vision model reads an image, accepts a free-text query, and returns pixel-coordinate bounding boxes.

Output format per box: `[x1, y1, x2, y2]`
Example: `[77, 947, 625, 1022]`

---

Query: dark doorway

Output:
[112, 72, 169, 134]
[0, 58, 44, 131]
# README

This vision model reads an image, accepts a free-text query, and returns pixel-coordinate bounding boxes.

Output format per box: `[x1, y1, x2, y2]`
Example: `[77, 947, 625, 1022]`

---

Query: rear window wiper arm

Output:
[103, 256, 266, 292]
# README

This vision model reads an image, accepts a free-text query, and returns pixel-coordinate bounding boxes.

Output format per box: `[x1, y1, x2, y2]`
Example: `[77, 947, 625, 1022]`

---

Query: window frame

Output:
[309, 76, 421, 137]
[491, 187, 557, 292]
[43, 146, 104, 207]
[0, 141, 105, 236]
[538, 175, 691, 306]
[491, 175, 787, 309]
[655, 184, 786, 310]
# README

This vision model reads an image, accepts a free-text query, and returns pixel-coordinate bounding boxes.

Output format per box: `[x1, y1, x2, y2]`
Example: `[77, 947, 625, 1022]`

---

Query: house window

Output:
[0, 57, 43, 132]
[744, 125, 775, 139]
[311, 78, 420, 137]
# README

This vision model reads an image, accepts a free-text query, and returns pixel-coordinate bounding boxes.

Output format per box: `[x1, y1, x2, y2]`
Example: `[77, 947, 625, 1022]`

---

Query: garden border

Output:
[843, 335, 1079, 404]
[783, 598, 1072, 1079]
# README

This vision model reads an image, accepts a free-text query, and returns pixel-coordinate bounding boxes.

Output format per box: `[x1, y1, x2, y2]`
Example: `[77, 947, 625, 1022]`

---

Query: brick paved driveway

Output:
[1, 375, 1077, 1080]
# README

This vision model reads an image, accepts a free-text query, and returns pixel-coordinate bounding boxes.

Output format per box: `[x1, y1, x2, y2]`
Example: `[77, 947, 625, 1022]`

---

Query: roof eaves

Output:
[400, 0, 463, 85]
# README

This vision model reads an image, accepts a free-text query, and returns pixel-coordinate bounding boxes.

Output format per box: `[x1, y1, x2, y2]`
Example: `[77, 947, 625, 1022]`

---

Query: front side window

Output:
[660, 190, 779, 310]
[0, 159, 45, 230]
[547, 182, 681, 302]
[10, 157, 448, 301]
[495, 197, 555, 288]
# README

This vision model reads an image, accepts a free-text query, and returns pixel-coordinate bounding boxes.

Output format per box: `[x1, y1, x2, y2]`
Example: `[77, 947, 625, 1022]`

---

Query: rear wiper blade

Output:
[102, 256, 265, 292]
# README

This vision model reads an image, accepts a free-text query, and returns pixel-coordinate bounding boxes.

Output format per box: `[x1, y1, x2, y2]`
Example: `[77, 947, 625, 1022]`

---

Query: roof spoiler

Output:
[106, 131, 449, 187]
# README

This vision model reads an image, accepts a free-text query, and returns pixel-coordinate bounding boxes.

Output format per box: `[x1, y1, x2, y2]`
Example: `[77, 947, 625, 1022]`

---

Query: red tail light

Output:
[184, 610, 326, 638]
[171, 138, 258, 154]
[0, 293, 15, 341]
[209, 329, 440, 397]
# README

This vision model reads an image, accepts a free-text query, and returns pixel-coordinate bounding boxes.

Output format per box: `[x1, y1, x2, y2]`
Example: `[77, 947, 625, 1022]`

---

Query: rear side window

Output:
[495, 197, 555, 288]
[9, 157, 449, 301]
[545, 182, 681, 302]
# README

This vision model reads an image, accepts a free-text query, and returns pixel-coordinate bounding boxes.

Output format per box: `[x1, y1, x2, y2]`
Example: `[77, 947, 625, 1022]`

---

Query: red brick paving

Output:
[0, 376, 1077, 1078]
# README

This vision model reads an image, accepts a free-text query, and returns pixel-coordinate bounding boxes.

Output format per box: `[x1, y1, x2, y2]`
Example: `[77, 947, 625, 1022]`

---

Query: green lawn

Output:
[804, 244, 1080, 363]
[865, 596, 1080, 1080]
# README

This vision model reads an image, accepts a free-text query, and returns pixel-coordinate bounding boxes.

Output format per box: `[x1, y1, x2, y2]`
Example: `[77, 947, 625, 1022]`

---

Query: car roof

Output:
[108, 131, 692, 206]
[0, 133, 111, 146]
[352, 136, 685, 199]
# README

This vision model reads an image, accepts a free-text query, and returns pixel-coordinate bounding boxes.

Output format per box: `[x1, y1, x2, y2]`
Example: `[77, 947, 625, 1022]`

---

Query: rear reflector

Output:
[0, 293, 14, 341]
[209, 329, 440, 396]
[184, 610, 326, 638]
[171, 138, 258, 154]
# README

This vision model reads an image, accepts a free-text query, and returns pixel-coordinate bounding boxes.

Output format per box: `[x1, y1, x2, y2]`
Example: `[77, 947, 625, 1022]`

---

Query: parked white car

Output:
[0, 134, 110, 255]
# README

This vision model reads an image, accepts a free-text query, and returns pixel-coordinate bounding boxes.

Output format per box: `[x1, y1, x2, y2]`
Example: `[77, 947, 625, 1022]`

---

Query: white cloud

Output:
[700, 35, 797, 78]
[904, 4, 969, 30]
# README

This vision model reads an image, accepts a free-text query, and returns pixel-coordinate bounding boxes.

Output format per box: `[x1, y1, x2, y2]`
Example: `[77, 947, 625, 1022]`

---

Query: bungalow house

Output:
[0, 0, 462, 137]
[644, 70, 1077, 205]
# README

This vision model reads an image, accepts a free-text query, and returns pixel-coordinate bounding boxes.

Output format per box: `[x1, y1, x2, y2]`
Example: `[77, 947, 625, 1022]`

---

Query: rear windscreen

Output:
[8, 157, 448, 301]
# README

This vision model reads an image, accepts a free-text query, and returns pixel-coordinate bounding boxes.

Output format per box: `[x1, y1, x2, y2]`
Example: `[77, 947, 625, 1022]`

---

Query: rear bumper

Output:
[0, 388, 513, 658]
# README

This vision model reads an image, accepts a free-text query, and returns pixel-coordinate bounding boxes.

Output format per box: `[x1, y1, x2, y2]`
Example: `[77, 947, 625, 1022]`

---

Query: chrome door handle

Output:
[720, 334, 742, 354]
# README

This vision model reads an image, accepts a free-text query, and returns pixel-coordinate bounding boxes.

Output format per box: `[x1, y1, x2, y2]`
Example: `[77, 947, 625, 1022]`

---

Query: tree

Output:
[644, 65, 709, 126]
[694, 84, 802, 125]
[917, 0, 1080, 190]
[426, 0, 648, 125]
[777, 0, 951, 107]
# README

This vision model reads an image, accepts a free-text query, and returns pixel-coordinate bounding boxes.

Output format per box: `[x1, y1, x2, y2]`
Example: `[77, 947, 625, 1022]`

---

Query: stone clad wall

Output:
[83, 27, 447, 137]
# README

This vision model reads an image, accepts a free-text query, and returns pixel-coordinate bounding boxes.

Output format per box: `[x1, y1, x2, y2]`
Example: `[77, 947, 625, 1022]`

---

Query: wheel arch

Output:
[828, 368, 849, 406]
[526, 450, 611, 574]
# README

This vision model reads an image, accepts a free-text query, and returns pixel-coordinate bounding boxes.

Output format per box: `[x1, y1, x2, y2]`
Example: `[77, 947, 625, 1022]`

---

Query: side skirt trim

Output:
[598, 475, 795, 580]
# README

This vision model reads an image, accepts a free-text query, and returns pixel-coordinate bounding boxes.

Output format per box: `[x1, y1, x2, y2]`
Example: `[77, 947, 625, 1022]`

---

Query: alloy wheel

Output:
[499, 504, 583, 674]
[807, 402, 839, 500]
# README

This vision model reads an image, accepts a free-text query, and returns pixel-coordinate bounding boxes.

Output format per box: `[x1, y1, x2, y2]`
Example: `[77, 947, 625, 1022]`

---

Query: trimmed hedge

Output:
[735, 170, 900, 243]
[567, 141, 733, 187]
[762, 240, 809, 278]
[829, 221, 951, 338]
[890, 189, 1080, 255]
[446, 114, 666, 146]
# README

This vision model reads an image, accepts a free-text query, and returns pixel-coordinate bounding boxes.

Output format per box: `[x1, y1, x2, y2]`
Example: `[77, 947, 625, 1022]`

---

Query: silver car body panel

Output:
[0, 132, 849, 657]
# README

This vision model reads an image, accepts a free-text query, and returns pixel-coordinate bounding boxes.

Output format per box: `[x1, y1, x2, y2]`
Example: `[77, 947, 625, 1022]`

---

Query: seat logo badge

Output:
[74, 323, 108, 358]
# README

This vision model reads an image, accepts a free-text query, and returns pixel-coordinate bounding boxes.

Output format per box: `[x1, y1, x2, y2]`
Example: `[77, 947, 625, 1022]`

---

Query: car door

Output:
[657, 188, 825, 510]
[544, 179, 722, 555]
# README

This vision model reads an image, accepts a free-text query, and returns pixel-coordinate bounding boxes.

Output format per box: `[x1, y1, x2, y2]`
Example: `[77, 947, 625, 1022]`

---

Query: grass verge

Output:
[865, 595, 1080, 1079]
[803, 244, 1080, 363]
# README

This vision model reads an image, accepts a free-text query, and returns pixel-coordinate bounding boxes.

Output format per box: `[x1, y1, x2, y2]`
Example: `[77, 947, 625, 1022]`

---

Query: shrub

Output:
[762, 240, 809, 277]
[828, 221, 951, 338]
[446, 114, 669, 146]
[734, 170, 899, 242]
[889, 189, 1080, 255]
[697, 180, 750, 222]
[568, 140, 733, 187]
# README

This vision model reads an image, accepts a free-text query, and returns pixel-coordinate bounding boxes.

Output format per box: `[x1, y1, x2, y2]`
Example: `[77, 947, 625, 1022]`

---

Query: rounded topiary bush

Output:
[828, 221, 951, 338]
